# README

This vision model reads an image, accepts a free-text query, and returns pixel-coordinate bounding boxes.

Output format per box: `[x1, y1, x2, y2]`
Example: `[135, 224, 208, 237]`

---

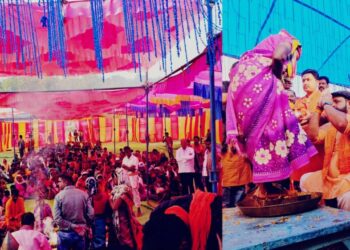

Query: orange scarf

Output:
[164, 190, 216, 250]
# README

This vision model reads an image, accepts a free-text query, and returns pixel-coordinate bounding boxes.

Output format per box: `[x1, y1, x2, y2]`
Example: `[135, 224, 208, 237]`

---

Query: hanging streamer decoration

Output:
[44, 0, 67, 75]
[90, 0, 105, 81]
[121, 0, 222, 81]
[0, 0, 42, 77]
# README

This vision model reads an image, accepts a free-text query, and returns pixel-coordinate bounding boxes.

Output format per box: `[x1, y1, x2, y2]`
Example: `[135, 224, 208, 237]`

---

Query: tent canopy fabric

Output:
[223, 0, 350, 86]
[0, 88, 145, 120]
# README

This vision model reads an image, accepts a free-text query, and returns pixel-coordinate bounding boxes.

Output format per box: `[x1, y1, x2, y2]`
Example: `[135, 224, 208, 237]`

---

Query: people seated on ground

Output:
[5, 188, 25, 232]
[300, 91, 350, 210]
[143, 190, 222, 250]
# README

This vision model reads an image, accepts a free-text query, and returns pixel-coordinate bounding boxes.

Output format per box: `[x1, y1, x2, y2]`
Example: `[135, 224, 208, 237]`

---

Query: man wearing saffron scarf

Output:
[226, 30, 316, 192]
[291, 69, 324, 182]
[300, 91, 350, 210]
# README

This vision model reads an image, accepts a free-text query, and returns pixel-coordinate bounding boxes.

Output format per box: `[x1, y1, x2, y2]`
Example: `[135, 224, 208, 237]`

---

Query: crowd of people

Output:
[0, 130, 223, 249]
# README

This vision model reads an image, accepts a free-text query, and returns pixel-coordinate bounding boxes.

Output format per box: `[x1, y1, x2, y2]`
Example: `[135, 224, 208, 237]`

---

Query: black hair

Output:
[59, 174, 74, 185]
[319, 76, 330, 84]
[21, 212, 35, 226]
[301, 69, 319, 80]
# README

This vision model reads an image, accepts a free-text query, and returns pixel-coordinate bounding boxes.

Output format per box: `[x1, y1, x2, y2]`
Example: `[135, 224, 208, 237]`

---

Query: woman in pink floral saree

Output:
[226, 30, 317, 184]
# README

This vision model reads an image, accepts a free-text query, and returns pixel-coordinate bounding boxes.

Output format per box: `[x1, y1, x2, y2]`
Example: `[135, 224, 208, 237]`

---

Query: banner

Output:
[170, 116, 179, 140]
[119, 118, 127, 142]
[155, 117, 163, 142]
[139, 118, 146, 143]
[105, 117, 113, 142]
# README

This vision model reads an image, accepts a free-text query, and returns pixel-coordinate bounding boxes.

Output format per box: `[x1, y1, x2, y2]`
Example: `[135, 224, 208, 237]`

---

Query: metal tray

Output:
[237, 192, 322, 217]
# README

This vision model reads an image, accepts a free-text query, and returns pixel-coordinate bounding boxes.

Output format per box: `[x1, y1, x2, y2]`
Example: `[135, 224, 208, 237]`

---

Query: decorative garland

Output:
[90, 0, 104, 80]
[0, 0, 42, 77]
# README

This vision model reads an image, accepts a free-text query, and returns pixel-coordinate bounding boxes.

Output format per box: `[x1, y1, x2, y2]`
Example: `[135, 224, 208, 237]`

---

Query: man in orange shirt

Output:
[292, 69, 324, 183]
[222, 143, 252, 207]
[5, 188, 25, 232]
[300, 91, 350, 210]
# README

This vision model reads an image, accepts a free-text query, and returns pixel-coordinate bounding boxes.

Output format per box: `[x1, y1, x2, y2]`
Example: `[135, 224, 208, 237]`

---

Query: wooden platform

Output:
[223, 206, 350, 249]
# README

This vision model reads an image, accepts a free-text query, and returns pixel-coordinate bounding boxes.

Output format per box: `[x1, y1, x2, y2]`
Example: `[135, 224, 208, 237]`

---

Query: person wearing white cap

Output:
[121, 146, 142, 216]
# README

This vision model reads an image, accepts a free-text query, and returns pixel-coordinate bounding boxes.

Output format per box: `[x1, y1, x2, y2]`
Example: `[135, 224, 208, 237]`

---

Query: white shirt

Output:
[122, 155, 139, 173]
[176, 147, 195, 173]
[122, 155, 139, 189]
[202, 149, 210, 177]
[12, 226, 52, 250]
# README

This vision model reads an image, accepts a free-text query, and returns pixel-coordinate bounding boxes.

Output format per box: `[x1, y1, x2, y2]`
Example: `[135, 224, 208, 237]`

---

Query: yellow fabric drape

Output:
[149, 117, 155, 142]
[18, 122, 26, 140]
[178, 117, 186, 140]
[99, 117, 106, 142]
[135, 118, 140, 142]
[32, 120, 39, 148]
[127, 116, 133, 143]
[115, 117, 120, 142]
[165, 117, 171, 136]
[53, 121, 59, 143]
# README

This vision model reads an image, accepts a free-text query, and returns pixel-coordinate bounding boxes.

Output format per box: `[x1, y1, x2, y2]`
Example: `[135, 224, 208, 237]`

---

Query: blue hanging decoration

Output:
[165, 0, 173, 72]
[40, 16, 48, 27]
[137, 0, 145, 54]
[90, 0, 105, 81]
[0, 0, 7, 64]
[148, 0, 157, 58]
[132, 0, 142, 81]
[182, 0, 191, 39]
[186, 0, 200, 53]
[195, 0, 202, 35]
[178, 0, 188, 64]
[151, 0, 166, 70]
[0, 0, 42, 77]
[44, 0, 67, 75]
[141, 0, 151, 61]
[172, 0, 181, 57]
[159, 0, 167, 74]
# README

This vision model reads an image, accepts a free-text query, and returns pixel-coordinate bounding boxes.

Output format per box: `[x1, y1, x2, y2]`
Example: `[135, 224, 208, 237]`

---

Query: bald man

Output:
[176, 139, 195, 195]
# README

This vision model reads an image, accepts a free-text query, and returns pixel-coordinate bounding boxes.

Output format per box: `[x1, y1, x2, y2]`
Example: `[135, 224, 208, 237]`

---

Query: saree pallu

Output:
[226, 34, 317, 183]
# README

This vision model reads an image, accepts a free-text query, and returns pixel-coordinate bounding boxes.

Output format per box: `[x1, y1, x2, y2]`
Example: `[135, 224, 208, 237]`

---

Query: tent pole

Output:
[207, 0, 218, 193]
[145, 72, 150, 202]
[126, 105, 129, 147]
[113, 109, 116, 155]
[12, 108, 16, 158]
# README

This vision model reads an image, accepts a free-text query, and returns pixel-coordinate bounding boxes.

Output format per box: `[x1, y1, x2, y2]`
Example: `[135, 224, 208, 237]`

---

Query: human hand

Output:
[318, 91, 333, 110]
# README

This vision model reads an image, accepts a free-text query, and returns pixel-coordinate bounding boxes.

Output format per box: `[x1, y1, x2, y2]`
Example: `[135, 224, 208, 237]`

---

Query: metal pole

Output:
[145, 72, 150, 202]
[12, 108, 16, 158]
[207, 0, 217, 193]
[126, 104, 129, 147]
[113, 109, 116, 155]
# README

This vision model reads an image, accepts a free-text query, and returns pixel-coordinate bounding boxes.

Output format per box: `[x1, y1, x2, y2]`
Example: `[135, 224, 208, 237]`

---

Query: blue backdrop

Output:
[223, 0, 350, 86]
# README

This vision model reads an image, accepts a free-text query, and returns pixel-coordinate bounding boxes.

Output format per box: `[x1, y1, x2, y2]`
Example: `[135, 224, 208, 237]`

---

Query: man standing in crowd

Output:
[12, 212, 51, 250]
[319, 76, 330, 92]
[222, 143, 252, 207]
[54, 174, 94, 250]
[163, 132, 174, 159]
[176, 139, 195, 195]
[18, 135, 25, 159]
[292, 69, 324, 184]
[122, 146, 142, 217]
[301, 91, 350, 210]
[193, 136, 205, 190]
